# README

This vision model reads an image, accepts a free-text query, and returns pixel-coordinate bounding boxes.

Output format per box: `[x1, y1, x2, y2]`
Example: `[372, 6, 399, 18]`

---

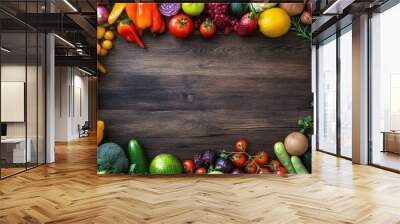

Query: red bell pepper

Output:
[117, 18, 145, 49]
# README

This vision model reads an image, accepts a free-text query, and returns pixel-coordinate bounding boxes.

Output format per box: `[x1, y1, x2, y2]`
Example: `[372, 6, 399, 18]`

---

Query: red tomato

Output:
[182, 160, 195, 173]
[199, 19, 216, 38]
[275, 167, 288, 175]
[168, 14, 193, 38]
[257, 168, 272, 174]
[235, 139, 248, 152]
[195, 167, 207, 174]
[231, 152, 247, 168]
[254, 151, 269, 166]
[244, 161, 257, 174]
[269, 160, 281, 171]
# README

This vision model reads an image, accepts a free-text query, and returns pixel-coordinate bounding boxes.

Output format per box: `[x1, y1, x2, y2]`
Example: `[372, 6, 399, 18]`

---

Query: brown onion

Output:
[279, 3, 305, 16]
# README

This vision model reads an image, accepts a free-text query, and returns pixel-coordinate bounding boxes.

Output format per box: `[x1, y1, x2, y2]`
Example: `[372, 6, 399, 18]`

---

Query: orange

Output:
[101, 40, 113, 50]
[98, 48, 108, 56]
[258, 8, 291, 38]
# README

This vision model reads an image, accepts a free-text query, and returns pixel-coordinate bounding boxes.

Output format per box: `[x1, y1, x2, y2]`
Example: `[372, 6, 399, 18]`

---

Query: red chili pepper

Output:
[117, 18, 145, 49]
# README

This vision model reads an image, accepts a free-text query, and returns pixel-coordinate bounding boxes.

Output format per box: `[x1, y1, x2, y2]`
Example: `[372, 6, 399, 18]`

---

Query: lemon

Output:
[97, 26, 106, 39]
[99, 48, 108, 56]
[258, 8, 291, 38]
[101, 40, 113, 50]
[104, 31, 114, 40]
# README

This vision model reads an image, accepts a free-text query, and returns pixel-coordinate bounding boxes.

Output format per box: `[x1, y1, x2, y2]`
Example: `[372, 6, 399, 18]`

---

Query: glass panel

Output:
[339, 28, 352, 158]
[371, 3, 400, 171]
[1, 31, 27, 177]
[317, 36, 337, 154]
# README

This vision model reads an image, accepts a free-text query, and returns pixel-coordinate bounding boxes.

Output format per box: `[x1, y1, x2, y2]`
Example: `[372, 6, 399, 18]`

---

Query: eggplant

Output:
[231, 168, 244, 174]
[215, 158, 234, 173]
[193, 152, 203, 168]
[202, 150, 217, 167]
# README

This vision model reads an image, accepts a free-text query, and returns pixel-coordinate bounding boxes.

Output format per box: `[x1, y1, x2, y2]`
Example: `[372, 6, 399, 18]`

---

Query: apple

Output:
[182, 3, 205, 17]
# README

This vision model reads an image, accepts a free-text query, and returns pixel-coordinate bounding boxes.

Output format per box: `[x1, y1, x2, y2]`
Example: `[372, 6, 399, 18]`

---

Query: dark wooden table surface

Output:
[99, 29, 312, 159]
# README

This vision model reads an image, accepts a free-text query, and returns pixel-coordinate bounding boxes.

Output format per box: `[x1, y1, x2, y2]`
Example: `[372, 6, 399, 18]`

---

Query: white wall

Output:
[54, 67, 89, 141]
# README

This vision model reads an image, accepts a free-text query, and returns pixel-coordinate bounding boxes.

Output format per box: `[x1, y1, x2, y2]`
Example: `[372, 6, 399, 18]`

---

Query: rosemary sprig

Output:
[291, 16, 311, 41]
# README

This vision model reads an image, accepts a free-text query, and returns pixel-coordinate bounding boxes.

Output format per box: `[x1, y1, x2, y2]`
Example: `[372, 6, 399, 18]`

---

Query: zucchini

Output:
[273, 142, 296, 174]
[291, 156, 309, 174]
[127, 139, 149, 174]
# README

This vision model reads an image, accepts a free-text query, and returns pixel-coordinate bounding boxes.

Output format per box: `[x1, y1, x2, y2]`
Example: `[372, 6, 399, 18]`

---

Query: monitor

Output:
[1, 123, 7, 137]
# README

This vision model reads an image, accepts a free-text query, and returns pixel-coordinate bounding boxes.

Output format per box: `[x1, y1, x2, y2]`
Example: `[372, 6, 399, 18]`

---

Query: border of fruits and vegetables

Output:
[97, 2, 313, 176]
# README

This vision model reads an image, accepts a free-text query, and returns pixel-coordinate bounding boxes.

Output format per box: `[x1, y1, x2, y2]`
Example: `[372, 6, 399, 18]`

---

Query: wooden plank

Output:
[99, 30, 311, 159]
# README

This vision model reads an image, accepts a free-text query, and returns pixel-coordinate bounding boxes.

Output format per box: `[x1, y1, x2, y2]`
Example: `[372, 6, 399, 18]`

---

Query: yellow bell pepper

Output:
[97, 120, 105, 146]
[108, 3, 127, 25]
[97, 60, 107, 74]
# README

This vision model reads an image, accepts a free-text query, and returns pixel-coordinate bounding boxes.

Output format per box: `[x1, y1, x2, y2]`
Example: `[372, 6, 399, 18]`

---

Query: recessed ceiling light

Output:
[78, 67, 94, 76]
[63, 0, 78, 12]
[1, 47, 11, 53]
[54, 34, 75, 48]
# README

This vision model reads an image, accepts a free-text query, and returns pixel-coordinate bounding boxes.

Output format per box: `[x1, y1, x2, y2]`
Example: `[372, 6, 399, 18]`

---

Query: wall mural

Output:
[97, 2, 313, 175]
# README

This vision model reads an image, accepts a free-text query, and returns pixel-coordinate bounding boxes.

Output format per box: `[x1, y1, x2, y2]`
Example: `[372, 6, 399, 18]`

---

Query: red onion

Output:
[97, 5, 109, 25]
[159, 3, 181, 17]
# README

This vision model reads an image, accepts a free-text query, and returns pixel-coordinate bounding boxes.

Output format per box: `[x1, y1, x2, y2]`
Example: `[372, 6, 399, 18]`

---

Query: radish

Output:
[236, 13, 257, 36]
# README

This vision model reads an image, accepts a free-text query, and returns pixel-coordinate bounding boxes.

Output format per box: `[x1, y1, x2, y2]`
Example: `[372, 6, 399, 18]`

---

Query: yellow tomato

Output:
[97, 26, 106, 39]
[104, 31, 114, 40]
[258, 8, 291, 38]
[101, 40, 113, 50]
[99, 48, 108, 56]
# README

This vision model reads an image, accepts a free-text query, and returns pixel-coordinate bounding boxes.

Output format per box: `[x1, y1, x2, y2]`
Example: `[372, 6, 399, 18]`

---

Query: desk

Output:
[382, 131, 400, 155]
[1, 138, 31, 163]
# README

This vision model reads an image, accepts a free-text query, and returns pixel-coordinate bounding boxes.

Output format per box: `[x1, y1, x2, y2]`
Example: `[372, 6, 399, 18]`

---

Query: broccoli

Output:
[97, 143, 129, 174]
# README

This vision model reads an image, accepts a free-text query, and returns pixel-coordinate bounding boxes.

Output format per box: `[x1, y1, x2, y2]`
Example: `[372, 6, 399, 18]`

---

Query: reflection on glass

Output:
[340, 28, 352, 158]
[317, 36, 337, 154]
[371, 3, 400, 171]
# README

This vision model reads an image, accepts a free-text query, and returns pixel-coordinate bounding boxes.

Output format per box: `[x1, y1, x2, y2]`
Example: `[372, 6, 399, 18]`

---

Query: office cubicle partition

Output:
[0, 1, 47, 179]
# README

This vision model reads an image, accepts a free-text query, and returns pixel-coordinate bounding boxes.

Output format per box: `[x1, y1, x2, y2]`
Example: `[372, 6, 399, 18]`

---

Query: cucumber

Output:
[273, 142, 296, 174]
[127, 139, 149, 174]
[291, 156, 309, 174]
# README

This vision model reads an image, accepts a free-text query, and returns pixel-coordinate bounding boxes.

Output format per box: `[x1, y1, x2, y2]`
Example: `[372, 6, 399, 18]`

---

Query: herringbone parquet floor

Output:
[0, 136, 399, 224]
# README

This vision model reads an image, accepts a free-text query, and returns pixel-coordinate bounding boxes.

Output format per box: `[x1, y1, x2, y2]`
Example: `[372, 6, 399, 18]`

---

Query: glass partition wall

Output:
[0, 1, 46, 179]
[370, 2, 400, 171]
[316, 25, 353, 159]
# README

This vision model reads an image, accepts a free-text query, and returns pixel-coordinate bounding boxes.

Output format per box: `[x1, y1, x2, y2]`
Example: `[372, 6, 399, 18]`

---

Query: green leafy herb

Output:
[291, 16, 311, 41]
[298, 115, 313, 135]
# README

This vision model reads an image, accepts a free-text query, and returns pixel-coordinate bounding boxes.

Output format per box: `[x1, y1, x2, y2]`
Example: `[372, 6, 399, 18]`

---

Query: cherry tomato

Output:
[244, 161, 257, 173]
[275, 167, 288, 175]
[182, 160, 195, 173]
[235, 139, 248, 152]
[257, 167, 272, 174]
[199, 19, 216, 38]
[254, 151, 269, 166]
[168, 14, 194, 38]
[269, 160, 281, 171]
[195, 167, 207, 174]
[231, 152, 247, 168]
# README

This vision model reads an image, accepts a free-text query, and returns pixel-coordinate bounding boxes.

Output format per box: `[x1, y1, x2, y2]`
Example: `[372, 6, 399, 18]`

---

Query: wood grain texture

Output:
[1, 136, 400, 223]
[99, 30, 311, 159]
